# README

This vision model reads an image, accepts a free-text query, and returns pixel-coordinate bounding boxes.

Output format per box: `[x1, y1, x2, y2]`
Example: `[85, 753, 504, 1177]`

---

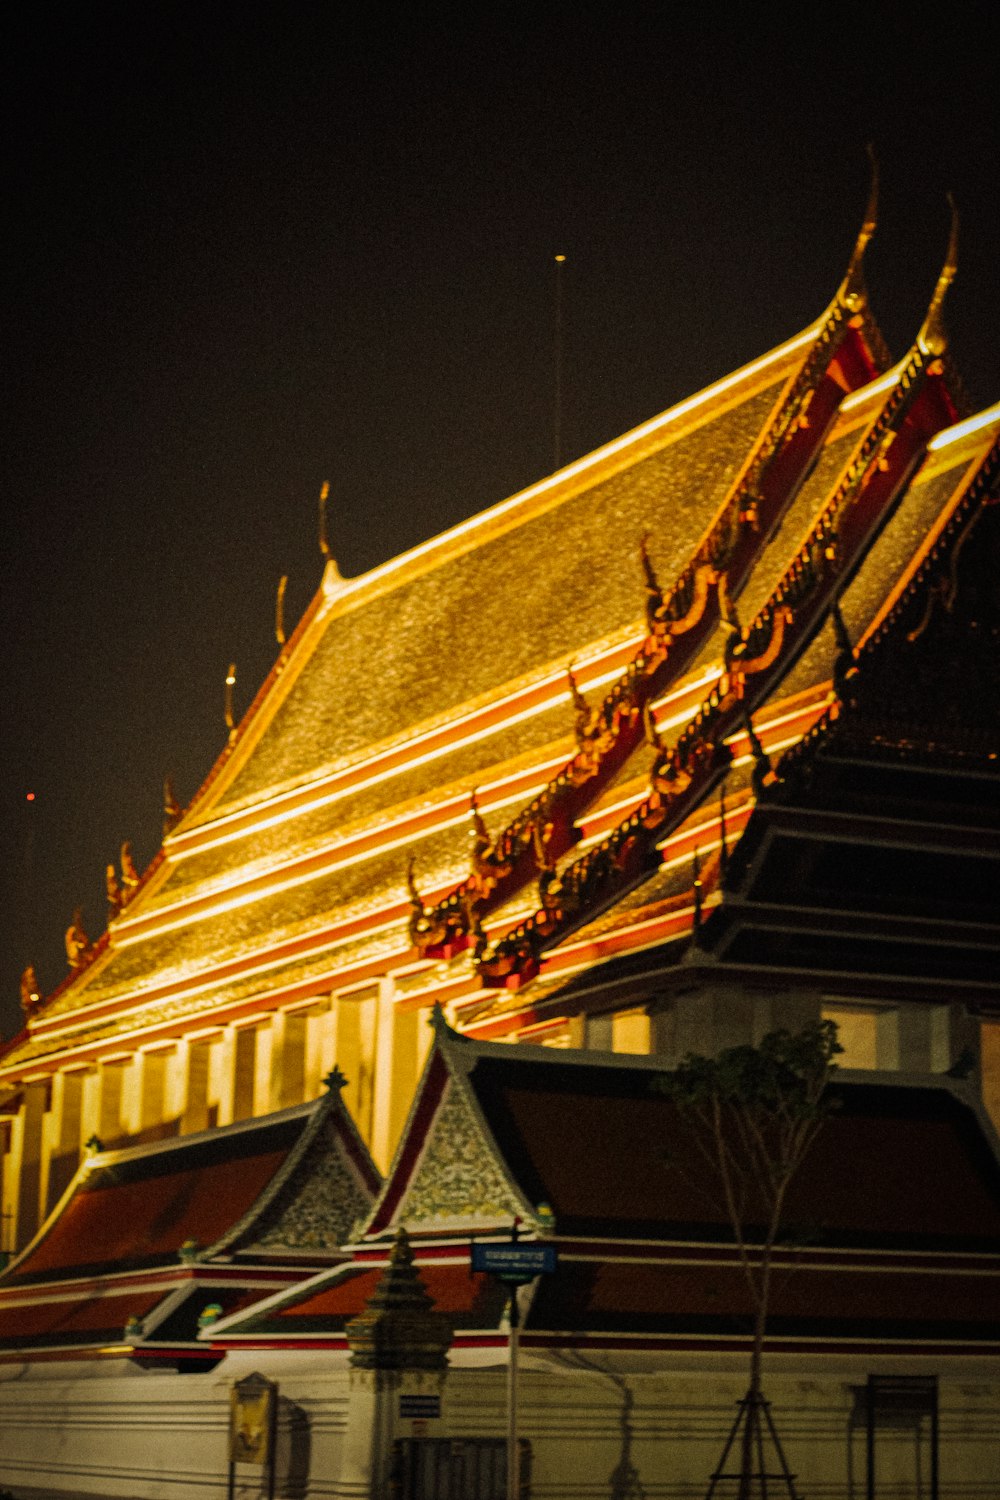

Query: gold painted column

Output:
[40, 1069, 85, 1216]
[7, 1081, 47, 1251]
[180, 1036, 213, 1133]
[267, 1009, 307, 1113]
[215, 1023, 258, 1126]
[95, 1057, 128, 1148]
[371, 978, 420, 1174]
[121, 1047, 170, 1136]
[336, 987, 377, 1144]
[304, 997, 338, 1100]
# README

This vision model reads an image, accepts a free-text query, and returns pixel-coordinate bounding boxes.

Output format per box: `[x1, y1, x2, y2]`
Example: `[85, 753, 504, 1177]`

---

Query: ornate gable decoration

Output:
[402, 1071, 525, 1230]
[245, 1117, 372, 1253]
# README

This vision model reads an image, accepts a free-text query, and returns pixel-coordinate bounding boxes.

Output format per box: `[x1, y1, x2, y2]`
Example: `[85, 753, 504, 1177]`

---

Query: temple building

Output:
[0, 186, 998, 1496]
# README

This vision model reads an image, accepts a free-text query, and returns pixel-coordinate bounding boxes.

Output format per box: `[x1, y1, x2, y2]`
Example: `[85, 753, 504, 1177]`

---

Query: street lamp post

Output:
[471, 1220, 558, 1500]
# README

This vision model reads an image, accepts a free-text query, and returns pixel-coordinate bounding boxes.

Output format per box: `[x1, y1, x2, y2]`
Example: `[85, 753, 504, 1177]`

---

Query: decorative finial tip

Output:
[917, 193, 959, 358]
[838, 146, 879, 311]
[323, 1065, 349, 1094]
[428, 1001, 466, 1042]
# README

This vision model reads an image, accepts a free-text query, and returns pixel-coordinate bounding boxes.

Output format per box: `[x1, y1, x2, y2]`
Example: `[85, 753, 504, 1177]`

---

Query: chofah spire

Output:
[428, 1000, 467, 1043]
[345, 1225, 452, 1370]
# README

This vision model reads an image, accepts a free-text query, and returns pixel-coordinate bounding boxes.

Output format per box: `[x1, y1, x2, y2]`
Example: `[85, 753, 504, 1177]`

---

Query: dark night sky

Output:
[2, 2, 998, 1039]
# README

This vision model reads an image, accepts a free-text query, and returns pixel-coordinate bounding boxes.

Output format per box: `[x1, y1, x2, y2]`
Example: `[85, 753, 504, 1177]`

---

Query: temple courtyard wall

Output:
[0, 1350, 997, 1497]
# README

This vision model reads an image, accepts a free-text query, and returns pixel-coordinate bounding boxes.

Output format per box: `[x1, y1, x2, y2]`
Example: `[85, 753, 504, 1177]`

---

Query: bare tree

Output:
[660, 1021, 842, 1497]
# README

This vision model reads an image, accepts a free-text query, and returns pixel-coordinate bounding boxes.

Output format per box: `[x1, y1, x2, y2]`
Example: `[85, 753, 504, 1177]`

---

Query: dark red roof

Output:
[531, 1257, 1000, 1343]
[234, 1264, 504, 1336]
[467, 1059, 1000, 1250]
[4, 1113, 308, 1284]
[0, 1287, 164, 1349]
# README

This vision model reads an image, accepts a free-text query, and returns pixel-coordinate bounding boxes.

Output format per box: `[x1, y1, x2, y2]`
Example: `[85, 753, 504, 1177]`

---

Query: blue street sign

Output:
[470, 1242, 557, 1281]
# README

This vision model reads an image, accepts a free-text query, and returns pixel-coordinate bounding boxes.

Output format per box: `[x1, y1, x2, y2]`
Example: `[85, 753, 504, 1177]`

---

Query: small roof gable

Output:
[0, 1087, 379, 1290]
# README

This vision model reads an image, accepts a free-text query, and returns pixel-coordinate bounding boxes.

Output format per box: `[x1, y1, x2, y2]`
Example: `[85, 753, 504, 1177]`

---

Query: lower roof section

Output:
[206, 1037, 1000, 1355]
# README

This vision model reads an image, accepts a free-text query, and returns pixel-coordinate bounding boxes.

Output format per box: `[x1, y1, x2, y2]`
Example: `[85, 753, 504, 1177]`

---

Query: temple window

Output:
[612, 1008, 651, 1055]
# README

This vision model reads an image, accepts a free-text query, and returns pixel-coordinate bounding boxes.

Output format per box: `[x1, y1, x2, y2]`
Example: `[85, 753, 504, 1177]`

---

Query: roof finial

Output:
[224, 661, 237, 742]
[163, 774, 181, 837]
[428, 1000, 467, 1043]
[20, 964, 42, 1020]
[837, 144, 879, 313]
[917, 194, 959, 357]
[318, 480, 331, 560]
[275, 573, 287, 646]
[318, 480, 346, 593]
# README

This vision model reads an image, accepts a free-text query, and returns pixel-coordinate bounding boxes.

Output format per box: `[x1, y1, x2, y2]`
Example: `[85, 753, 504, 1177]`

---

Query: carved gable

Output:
[402, 1076, 524, 1229]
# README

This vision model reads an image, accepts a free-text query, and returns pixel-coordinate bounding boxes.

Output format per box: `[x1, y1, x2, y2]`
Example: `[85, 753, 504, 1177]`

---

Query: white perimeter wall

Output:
[0, 1349, 997, 1498]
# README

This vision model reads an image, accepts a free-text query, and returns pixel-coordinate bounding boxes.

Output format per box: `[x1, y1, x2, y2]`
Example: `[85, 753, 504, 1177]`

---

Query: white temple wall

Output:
[0, 1352, 997, 1499]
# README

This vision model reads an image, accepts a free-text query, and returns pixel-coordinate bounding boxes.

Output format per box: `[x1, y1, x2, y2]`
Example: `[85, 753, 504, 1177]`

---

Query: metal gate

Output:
[389, 1437, 530, 1499]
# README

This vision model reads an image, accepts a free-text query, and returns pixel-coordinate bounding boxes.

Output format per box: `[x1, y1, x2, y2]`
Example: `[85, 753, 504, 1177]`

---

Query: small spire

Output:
[19, 964, 42, 1020]
[318, 480, 331, 559]
[323, 1065, 349, 1094]
[85, 1133, 104, 1154]
[105, 862, 121, 919]
[469, 788, 490, 848]
[642, 697, 663, 752]
[566, 662, 588, 718]
[742, 707, 774, 800]
[65, 907, 92, 970]
[345, 1225, 453, 1370]
[917, 194, 959, 357]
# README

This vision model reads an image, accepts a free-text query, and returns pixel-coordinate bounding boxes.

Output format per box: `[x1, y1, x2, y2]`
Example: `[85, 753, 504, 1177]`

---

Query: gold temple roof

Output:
[6, 334, 995, 1075]
[204, 362, 797, 821]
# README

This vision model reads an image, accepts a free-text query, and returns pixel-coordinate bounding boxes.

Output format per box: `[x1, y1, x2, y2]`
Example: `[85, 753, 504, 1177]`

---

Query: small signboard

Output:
[399, 1393, 442, 1420]
[471, 1242, 557, 1282]
[228, 1371, 278, 1500]
[230, 1372, 276, 1465]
